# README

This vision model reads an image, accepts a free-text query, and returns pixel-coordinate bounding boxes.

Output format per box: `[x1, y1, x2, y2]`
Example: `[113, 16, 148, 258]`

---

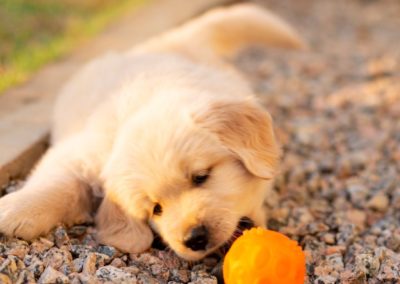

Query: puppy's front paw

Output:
[96, 197, 154, 253]
[0, 193, 53, 240]
[97, 220, 154, 253]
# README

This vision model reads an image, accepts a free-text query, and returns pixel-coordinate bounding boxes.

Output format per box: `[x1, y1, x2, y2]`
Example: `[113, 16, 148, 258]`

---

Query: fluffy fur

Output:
[0, 4, 304, 260]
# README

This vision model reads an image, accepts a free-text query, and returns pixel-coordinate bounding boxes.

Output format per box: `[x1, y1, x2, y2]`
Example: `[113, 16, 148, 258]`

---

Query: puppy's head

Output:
[103, 99, 280, 260]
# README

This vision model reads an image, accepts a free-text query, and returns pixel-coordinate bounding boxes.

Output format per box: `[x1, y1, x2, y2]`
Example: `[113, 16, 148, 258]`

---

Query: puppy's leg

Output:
[0, 135, 99, 240]
[95, 197, 153, 253]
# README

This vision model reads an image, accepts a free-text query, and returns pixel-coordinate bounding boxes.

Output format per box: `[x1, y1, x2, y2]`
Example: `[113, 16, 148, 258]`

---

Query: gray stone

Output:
[15, 269, 36, 284]
[26, 256, 45, 279]
[190, 270, 217, 284]
[367, 194, 390, 212]
[82, 253, 97, 275]
[73, 257, 85, 273]
[171, 269, 190, 282]
[121, 265, 140, 275]
[110, 258, 126, 268]
[82, 252, 110, 275]
[42, 248, 72, 270]
[137, 271, 159, 284]
[0, 273, 12, 284]
[97, 245, 117, 259]
[355, 253, 380, 277]
[54, 227, 70, 248]
[5, 240, 29, 259]
[96, 265, 138, 283]
[38, 267, 69, 284]
[30, 239, 53, 255]
[313, 275, 338, 284]
[77, 273, 101, 284]
[0, 256, 25, 282]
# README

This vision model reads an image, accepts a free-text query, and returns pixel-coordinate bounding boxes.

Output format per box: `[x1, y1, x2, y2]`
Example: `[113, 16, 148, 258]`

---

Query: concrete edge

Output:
[0, 134, 48, 192]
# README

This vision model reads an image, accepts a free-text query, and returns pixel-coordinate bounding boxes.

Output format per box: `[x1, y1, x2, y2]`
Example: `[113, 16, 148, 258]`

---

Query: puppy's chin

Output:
[165, 230, 233, 261]
[174, 247, 212, 261]
[173, 242, 227, 261]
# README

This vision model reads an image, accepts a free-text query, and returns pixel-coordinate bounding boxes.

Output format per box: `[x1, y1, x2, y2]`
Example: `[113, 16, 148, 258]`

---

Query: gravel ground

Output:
[1, 0, 400, 283]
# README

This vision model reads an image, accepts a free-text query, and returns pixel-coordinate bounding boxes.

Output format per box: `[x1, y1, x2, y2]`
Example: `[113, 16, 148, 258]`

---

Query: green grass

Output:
[0, 0, 148, 94]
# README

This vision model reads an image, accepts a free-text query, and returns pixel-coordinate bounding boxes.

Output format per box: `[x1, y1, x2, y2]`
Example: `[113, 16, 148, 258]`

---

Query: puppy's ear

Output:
[96, 197, 153, 253]
[195, 100, 281, 179]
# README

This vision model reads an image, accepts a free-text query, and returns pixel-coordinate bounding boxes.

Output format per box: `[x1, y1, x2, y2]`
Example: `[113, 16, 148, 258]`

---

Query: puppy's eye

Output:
[153, 203, 162, 216]
[192, 171, 210, 186]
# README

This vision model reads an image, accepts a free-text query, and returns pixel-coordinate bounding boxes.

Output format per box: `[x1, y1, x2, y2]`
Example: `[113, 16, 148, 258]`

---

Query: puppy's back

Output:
[131, 3, 306, 63]
[52, 4, 305, 142]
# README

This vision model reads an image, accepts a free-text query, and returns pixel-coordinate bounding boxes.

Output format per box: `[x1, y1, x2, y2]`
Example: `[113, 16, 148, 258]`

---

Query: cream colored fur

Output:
[0, 4, 304, 260]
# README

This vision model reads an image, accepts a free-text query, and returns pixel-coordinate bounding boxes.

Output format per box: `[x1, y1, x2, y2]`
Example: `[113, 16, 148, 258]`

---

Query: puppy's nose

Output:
[184, 225, 208, 251]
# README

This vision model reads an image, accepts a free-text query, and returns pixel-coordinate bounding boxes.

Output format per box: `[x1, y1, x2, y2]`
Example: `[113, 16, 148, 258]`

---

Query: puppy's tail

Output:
[131, 3, 306, 62]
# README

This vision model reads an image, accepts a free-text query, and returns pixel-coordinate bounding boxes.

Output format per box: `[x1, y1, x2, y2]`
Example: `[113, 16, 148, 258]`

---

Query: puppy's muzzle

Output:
[184, 225, 209, 251]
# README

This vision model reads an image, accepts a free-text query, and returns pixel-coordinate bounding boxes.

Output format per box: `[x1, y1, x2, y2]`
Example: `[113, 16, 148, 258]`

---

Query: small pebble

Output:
[82, 253, 98, 275]
[38, 266, 69, 284]
[54, 227, 70, 248]
[110, 258, 126, 268]
[355, 253, 380, 277]
[0, 273, 12, 284]
[96, 265, 138, 282]
[97, 245, 117, 259]
[367, 194, 390, 212]
[321, 233, 336, 245]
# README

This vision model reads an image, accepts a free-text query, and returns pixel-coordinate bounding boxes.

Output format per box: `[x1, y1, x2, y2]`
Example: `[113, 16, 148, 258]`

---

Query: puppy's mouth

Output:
[217, 216, 255, 255]
[150, 216, 255, 259]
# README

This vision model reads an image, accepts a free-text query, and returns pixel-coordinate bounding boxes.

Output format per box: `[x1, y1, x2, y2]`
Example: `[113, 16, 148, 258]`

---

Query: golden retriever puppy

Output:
[0, 4, 304, 260]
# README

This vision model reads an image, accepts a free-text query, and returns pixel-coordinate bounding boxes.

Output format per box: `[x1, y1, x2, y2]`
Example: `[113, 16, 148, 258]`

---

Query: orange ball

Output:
[223, 227, 306, 284]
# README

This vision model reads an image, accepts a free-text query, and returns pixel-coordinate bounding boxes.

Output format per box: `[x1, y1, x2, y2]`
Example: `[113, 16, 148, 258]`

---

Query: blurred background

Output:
[0, 0, 145, 93]
[1, 0, 399, 96]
